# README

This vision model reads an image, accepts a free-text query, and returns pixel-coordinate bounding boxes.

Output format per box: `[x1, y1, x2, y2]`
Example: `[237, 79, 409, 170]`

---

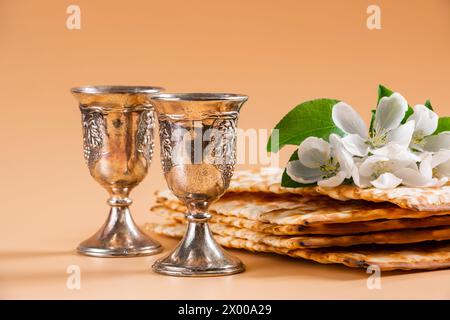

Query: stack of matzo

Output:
[145, 167, 450, 271]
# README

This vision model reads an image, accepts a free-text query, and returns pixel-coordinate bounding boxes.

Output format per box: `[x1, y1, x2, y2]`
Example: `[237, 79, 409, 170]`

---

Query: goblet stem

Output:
[152, 209, 245, 277]
[77, 197, 162, 257]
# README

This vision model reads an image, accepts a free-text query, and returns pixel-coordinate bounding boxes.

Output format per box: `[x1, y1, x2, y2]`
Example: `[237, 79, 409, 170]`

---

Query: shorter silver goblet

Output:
[71, 85, 164, 257]
[150, 93, 248, 276]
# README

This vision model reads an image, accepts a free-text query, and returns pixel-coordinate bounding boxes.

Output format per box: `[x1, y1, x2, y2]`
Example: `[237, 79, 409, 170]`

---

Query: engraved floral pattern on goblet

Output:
[159, 120, 174, 173]
[208, 118, 237, 184]
[71, 86, 164, 257]
[136, 110, 156, 162]
[150, 93, 248, 276]
[81, 109, 105, 167]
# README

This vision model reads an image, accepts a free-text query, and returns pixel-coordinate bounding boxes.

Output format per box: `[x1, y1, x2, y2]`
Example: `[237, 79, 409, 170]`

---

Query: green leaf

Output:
[369, 109, 376, 134]
[280, 149, 315, 188]
[377, 84, 412, 124]
[435, 117, 450, 135]
[377, 84, 394, 103]
[267, 98, 343, 153]
[402, 107, 414, 124]
[425, 99, 433, 110]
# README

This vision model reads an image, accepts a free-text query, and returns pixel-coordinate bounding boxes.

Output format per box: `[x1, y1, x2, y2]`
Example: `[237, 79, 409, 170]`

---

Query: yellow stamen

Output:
[371, 162, 389, 180]
[412, 132, 425, 147]
[368, 133, 387, 148]
[320, 159, 340, 178]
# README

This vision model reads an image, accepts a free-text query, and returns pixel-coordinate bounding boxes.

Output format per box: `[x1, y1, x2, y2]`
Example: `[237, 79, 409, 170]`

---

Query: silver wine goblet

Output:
[71, 85, 164, 257]
[150, 93, 248, 276]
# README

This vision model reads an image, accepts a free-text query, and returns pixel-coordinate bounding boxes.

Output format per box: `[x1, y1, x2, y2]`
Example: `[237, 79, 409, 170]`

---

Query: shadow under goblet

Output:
[150, 93, 248, 276]
[71, 86, 164, 257]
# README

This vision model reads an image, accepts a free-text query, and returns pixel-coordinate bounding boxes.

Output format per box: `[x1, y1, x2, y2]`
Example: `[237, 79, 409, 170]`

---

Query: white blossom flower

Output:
[286, 134, 353, 187]
[417, 150, 450, 185]
[353, 142, 426, 189]
[407, 104, 439, 150]
[354, 155, 407, 189]
[332, 93, 414, 157]
[285, 90, 450, 190]
[353, 143, 447, 189]
[431, 150, 450, 179]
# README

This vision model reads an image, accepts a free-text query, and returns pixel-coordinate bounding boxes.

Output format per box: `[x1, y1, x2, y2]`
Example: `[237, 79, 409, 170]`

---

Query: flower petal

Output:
[419, 153, 433, 179]
[408, 104, 439, 136]
[371, 142, 421, 163]
[375, 92, 408, 134]
[394, 168, 433, 187]
[358, 155, 389, 177]
[424, 132, 450, 152]
[431, 149, 450, 169]
[416, 151, 429, 161]
[342, 134, 369, 157]
[351, 165, 370, 188]
[297, 137, 330, 168]
[332, 102, 368, 138]
[318, 171, 347, 187]
[329, 134, 354, 176]
[386, 120, 415, 147]
[388, 159, 416, 172]
[370, 172, 402, 189]
[436, 160, 450, 178]
[286, 160, 323, 184]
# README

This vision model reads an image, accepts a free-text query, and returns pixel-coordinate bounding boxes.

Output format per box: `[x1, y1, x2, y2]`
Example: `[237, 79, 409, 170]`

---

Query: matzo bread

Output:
[152, 205, 450, 235]
[147, 217, 450, 249]
[230, 168, 450, 211]
[155, 190, 450, 225]
[290, 242, 450, 271]
[152, 205, 304, 235]
[155, 189, 327, 219]
[229, 167, 318, 195]
[316, 185, 450, 212]
[145, 222, 450, 271]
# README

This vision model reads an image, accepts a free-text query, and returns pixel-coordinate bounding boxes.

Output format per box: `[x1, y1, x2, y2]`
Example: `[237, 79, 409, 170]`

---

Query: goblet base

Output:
[77, 243, 163, 258]
[77, 206, 163, 258]
[152, 221, 245, 277]
[152, 262, 244, 277]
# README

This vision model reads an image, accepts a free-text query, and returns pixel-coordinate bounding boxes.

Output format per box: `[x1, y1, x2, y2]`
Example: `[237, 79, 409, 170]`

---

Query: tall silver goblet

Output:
[150, 93, 248, 276]
[71, 86, 164, 257]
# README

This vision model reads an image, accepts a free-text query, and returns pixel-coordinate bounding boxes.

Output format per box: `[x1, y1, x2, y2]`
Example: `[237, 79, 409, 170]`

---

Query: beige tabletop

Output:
[1, 0, 450, 300]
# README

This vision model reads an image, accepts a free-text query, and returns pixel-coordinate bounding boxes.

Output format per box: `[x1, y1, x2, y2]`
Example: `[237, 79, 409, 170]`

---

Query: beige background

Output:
[1, 0, 450, 299]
